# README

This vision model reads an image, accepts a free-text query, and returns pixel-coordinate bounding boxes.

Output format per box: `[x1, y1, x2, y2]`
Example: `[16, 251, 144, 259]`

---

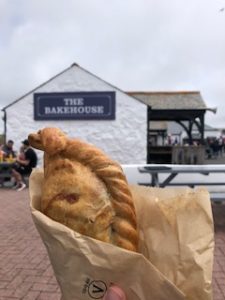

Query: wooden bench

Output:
[210, 192, 225, 202]
[138, 164, 225, 202]
[0, 162, 13, 187]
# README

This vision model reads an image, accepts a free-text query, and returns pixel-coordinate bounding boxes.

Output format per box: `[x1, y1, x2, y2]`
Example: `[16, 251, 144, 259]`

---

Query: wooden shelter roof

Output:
[127, 91, 207, 110]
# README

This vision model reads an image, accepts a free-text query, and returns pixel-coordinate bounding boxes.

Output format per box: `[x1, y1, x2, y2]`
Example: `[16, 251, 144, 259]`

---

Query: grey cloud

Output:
[0, 0, 225, 130]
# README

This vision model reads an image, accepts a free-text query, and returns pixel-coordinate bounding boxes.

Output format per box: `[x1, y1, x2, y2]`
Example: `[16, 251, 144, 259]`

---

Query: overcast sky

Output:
[1, 0, 225, 131]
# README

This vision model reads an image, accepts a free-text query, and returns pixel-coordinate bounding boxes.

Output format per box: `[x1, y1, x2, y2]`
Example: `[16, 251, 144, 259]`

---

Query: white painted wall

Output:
[5, 65, 147, 165]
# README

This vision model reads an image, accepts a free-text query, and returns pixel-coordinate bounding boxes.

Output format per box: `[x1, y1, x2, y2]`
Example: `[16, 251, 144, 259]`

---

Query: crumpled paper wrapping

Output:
[130, 185, 214, 300]
[29, 168, 214, 300]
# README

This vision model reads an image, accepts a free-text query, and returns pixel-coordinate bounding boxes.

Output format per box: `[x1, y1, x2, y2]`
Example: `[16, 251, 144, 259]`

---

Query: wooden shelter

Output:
[127, 91, 210, 163]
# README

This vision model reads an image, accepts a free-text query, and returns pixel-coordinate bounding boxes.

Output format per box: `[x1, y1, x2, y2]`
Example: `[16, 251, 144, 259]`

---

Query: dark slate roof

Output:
[127, 91, 207, 110]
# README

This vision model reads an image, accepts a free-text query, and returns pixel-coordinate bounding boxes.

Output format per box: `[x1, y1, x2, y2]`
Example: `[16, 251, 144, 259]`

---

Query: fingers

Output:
[103, 285, 127, 300]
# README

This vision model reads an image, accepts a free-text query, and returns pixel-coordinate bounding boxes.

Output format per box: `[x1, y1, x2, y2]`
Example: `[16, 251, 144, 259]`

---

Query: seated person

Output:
[17, 145, 25, 160]
[0, 149, 5, 162]
[12, 139, 38, 191]
[1, 140, 16, 160]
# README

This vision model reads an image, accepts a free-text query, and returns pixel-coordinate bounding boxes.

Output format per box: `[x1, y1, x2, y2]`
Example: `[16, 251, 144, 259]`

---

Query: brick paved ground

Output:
[0, 188, 225, 300]
[0, 189, 61, 300]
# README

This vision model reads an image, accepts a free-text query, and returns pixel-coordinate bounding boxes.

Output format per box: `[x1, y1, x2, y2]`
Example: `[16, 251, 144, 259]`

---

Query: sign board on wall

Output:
[34, 92, 116, 120]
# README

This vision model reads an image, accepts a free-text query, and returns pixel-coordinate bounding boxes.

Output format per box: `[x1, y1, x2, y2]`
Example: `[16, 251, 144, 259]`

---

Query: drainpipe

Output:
[147, 106, 151, 163]
[2, 109, 6, 144]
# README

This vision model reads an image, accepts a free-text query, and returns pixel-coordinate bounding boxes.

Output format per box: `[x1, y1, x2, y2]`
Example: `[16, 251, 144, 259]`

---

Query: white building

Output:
[2, 63, 147, 165]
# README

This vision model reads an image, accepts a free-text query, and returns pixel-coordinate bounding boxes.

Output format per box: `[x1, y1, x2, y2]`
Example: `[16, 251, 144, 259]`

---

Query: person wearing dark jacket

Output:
[12, 139, 38, 191]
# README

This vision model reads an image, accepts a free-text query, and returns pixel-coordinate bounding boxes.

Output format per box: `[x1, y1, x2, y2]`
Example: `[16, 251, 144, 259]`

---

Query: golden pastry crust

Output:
[28, 128, 138, 252]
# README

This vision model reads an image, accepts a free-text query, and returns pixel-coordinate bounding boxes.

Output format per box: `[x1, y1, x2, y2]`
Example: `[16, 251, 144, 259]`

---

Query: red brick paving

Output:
[0, 188, 225, 299]
[0, 189, 61, 300]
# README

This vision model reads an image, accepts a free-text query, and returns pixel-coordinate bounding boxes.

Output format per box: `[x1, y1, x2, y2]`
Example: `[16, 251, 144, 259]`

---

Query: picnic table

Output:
[138, 164, 225, 201]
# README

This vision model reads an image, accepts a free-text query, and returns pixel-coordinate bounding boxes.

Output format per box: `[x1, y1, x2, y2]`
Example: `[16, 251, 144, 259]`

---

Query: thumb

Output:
[103, 285, 127, 300]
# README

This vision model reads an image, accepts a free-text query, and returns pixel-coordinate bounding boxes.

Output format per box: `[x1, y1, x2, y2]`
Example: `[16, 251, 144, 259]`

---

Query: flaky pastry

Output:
[28, 128, 138, 252]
